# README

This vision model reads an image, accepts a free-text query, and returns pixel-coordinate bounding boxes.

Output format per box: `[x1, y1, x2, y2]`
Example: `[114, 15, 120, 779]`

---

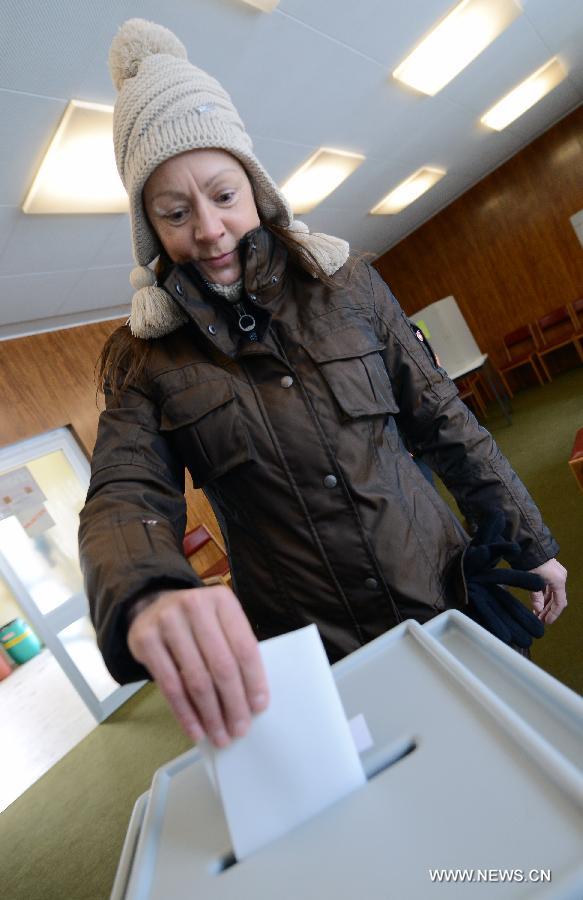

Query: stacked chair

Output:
[183, 524, 231, 586]
[533, 304, 583, 381]
[497, 299, 583, 397]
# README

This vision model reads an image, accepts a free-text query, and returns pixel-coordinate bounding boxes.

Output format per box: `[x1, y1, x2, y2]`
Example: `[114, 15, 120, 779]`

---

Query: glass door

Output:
[0, 427, 144, 721]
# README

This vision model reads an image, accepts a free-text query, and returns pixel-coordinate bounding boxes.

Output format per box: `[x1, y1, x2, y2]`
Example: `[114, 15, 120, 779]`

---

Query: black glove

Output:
[463, 509, 545, 648]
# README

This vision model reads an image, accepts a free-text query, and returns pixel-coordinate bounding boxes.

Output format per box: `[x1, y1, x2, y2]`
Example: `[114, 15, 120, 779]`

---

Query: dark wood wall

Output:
[0, 320, 222, 557]
[374, 106, 583, 368]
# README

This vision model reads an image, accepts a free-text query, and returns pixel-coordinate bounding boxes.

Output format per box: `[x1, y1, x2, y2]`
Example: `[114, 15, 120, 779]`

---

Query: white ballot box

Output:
[111, 611, 583, 900]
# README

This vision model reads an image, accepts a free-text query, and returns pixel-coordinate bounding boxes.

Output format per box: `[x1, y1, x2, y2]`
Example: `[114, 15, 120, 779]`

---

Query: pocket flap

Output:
[304, 325, 386, 363]
[160, 379, 235, 431]
[305, 327, 399, 418]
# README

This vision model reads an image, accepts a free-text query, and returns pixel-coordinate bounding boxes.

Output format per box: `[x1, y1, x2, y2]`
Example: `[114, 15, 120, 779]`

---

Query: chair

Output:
[568, 296, 583, 338]
[497, 325, 546, 398]
[456, 371, 488, 418]
[533, 305, 583, 381]
[183, 525, 231, 585]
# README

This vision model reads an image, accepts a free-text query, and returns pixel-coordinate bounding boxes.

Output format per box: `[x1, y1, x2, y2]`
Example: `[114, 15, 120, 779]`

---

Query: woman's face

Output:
[143, 148, 260, 285]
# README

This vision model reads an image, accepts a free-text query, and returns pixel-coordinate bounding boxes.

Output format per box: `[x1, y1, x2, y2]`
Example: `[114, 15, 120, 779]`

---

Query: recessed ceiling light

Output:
[370, 167, 446, 215]
[393, 0, 522, 96]
[481, 58, 567, 130]
[240, 0, 280, 11]
[22, 100, 127, 214]
[280, 148, 365, 214]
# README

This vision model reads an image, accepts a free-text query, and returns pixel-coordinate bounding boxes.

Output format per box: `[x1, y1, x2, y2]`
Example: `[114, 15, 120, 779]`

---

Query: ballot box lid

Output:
[114, 612, 583, 900]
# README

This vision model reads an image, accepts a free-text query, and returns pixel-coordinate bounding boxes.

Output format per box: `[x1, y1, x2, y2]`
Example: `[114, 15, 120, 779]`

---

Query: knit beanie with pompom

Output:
[109, 18, 349, 338]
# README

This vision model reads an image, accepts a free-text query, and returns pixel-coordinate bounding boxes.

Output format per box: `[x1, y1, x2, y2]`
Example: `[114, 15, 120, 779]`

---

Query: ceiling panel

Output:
[56, 264, 133, 315]
[0, 211, 122, 277]
[90, 215, 134, 269]
[0, 268, 83, 324]
[0, 0, 581, 337]
[440, 16, 553, 114]
[0, 0, 121, 97]
[278, 0, 459, 69]
[0, 206, 17, 259]
[0, 91, 66, 206]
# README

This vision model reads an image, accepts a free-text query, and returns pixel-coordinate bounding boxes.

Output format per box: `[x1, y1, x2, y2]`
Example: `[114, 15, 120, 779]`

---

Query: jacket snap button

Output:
[323, 474, 337, 489]
[365, 577, 378, 590]
[142, 519, 158, 526]
[208, 324, 217, 335]
[280, 375, 293, 388]
[271, 275, 279, 284]
[175, 282, 183, 296]
[248, 293, 257, 302]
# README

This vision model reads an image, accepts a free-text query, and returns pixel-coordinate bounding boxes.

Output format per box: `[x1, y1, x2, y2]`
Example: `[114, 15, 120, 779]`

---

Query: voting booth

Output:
[111, 611, 583, 900]
[412, 296, 486, 380]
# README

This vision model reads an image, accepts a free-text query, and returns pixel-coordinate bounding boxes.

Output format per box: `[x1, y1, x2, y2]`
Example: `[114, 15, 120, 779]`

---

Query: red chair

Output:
[497, 325, 546, 398]
[456, 371, 488, 418]
[568, 297, 583, 338]
[183, 524, 231, 585]
[533, 305, 583, 381]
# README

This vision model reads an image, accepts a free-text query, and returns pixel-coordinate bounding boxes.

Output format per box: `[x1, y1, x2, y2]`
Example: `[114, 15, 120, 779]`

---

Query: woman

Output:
[79, 19, 567, 750]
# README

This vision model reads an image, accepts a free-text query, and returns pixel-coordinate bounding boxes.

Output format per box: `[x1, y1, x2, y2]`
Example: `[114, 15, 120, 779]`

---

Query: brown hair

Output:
[97, 227, 369, 398]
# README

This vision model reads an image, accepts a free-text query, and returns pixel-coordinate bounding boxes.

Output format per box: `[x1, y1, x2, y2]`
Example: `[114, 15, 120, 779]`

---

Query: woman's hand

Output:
[528, 558, 567, 624]
[127, 586, 269, 748]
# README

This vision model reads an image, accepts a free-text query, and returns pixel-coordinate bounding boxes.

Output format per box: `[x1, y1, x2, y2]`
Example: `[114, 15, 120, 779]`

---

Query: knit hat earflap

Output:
[109, 18, 349, 338]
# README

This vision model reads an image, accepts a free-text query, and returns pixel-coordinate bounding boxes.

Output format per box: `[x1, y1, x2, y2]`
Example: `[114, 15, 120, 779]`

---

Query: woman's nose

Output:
[194, 202, 224, 242]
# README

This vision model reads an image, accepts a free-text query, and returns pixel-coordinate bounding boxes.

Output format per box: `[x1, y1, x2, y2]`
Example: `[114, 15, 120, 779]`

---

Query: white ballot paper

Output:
[200, 624, 366, 860]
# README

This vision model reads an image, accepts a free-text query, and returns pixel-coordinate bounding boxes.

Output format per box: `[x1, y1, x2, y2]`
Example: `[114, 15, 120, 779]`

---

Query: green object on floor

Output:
[0, 618, 42, 665]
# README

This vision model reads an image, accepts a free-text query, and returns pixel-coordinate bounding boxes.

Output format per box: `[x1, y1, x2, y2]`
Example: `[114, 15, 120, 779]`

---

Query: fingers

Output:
[529, 558, 568, 625]
[216, 590, 270, 714]
[539, 582, 567, 625]
[127, 586, 269, 749]
[530, 590, 546, 616]
[128, 624, 205, 743]
[184, 593, 258, 746]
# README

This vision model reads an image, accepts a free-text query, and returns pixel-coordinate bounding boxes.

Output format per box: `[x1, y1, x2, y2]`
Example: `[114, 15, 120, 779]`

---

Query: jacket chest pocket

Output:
[304, 326, 399, 420]
[159, 378, 255, 487]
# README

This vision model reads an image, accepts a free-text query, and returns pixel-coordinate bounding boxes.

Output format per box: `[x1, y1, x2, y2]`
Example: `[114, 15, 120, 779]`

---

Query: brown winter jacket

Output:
[79, 226, 558, 684]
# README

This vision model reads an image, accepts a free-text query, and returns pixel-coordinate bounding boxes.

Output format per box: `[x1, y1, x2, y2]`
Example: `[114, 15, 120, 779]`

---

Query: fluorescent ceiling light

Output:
[370, 167, 446, 215]
[281, 148, 365, 214]
[393, 0, 522, 96]
[481, 58, 567, 130]
[240, 0, 279, 11]
[22, 100, 127, 214]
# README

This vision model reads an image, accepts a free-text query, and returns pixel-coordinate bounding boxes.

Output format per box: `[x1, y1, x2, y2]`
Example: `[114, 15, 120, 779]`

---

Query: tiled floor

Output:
[0, 649, 97, 812]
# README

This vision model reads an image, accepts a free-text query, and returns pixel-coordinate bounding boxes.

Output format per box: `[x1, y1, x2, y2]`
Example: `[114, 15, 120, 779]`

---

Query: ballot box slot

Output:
[208, 850, 237, 875]
[207, 735, 417, 876]
[364, 735, 417, 780]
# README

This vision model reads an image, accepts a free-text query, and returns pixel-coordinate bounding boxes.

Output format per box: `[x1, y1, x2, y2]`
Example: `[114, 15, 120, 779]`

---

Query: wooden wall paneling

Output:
[374, 107, 583, 371]
[0, 320, 224, 555]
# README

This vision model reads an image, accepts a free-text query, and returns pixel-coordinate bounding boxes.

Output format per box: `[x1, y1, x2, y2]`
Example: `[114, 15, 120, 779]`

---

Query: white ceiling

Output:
[0, 0, 582, 339]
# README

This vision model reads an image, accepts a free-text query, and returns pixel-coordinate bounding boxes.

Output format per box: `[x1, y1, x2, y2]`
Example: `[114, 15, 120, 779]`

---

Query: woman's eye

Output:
[166, 209, 188, 223]
[217, 190, 235, 204]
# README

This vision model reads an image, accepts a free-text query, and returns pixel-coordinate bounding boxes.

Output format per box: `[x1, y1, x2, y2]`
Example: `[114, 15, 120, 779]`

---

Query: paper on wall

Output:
[199, 624, 366, 860]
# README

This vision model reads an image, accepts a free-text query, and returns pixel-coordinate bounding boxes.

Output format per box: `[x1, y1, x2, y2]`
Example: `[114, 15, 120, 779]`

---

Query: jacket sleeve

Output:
[79, 377, 203, 684]
[368, 265, 559, 570]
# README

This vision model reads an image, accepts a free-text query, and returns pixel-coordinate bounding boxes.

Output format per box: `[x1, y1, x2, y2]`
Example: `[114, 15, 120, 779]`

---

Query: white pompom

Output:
[285, 223, 349, 276]
[287, 219, 310, 234]
[129, 286, 188, 338]
[109, 18, 187, 91]
[130, 265, 156, 290]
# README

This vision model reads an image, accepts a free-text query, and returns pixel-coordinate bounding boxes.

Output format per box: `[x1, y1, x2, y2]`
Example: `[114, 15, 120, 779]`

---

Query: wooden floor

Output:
[0, 649, 97, 812]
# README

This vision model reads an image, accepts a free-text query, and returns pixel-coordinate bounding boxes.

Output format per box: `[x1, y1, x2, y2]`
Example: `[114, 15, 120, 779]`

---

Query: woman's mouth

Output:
[201, 250, 236, 268]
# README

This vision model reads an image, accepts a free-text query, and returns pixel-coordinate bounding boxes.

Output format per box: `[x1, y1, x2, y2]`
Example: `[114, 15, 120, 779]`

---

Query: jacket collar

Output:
[161, 226, 288, 359]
